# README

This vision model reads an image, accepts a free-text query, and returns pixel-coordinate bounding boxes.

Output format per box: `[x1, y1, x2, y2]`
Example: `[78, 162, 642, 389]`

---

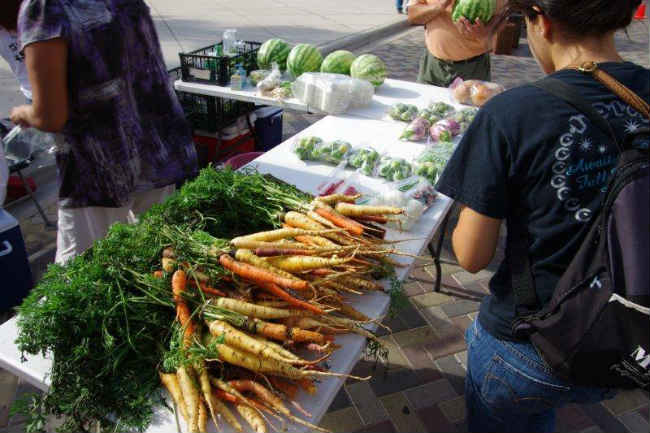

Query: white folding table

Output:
[0, 89, 458, 433]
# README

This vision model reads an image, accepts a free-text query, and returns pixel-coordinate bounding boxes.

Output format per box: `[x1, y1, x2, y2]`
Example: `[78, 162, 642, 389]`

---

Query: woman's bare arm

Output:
[451, 205, 502, 273]
[10, 38, 68, 132]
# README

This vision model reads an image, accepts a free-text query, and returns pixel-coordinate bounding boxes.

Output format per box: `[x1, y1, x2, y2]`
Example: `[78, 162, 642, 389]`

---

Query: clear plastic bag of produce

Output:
[413, 143, 456, 185]
[447, 107, 479, 134]
[249, 69, 271, 87]
[388, 103, 419, 122]
[427, 101, 456, 118]
[316, 159, 349, 195]
[449, 77, 505, 107]
[366, 188, 426, 231]
[406, 177, 437, 210]
[293, 135, 324, 161]
[400, 116, 431, 141]
[376, 155, 413, 182]
[310, 139, 351, 165]
[257, 62, 282, 93]
[347, 146, 381, 177]
[291, 72, 373, 114]
[417, 108, 442, 125]
[429, 118, 462, 143]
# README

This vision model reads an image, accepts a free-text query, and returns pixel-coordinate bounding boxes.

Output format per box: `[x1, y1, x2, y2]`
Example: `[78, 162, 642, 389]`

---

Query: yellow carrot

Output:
[211, 392, 243, 432]
[315, 193, 361, 204]
[265, 255, 351, 272]
[196, 365, 219, 431]
[208, 343, 367, 381]
[159, 372, 189, 425]
[207, 320, 306, 364]
[235, 249, 301, 281]
[335, 202, 404, 216]
[177, 366, 200, 433]
[212, 297, 310, 320]
[236, 404, 267, 433]
[198, 400, 207, 433]
[233, 228, 341, 243]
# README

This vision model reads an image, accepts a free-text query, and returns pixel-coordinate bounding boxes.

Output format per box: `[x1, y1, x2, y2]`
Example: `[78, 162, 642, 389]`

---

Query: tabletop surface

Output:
[174, 78, 467, 120]
[1, 85, 458, 432]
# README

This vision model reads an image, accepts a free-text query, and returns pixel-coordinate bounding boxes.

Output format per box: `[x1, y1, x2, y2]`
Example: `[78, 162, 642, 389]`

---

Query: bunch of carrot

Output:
[152, 193, 407, 432]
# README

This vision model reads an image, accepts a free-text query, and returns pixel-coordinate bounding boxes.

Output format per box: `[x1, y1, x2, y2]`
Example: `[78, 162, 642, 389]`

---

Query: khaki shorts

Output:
[417, 50, 491, 87]
[55, 185, 174, 264]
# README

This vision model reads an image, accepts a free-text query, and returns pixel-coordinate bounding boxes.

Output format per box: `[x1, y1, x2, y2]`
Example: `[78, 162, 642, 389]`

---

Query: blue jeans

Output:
[396, 0, 403, 12]
[465, 319, 615, 433]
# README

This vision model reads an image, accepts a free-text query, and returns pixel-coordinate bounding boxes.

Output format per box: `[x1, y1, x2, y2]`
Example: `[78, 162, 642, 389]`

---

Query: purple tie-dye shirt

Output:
[18, 0, 198, 208]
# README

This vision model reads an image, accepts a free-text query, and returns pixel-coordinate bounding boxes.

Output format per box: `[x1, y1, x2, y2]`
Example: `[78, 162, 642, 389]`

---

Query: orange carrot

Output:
[199, 283, 227, 297]
[172, 270, 194, 348]
[310, 268, 334, 276]
[268, 376, 298, 399]
[153, 270, 164, 279]
[313, 203, 364, 236]
[219, 254, 308, 291]
[255, 280, 324, 315]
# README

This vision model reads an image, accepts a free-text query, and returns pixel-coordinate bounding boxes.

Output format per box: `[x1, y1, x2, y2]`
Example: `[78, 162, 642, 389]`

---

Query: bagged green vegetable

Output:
[377, 156, 412, 181]
[388, 103, 419, 122]
[347, 147, 380, 176]
[311, 139, 351, 164]
[294, 136, 324, 160]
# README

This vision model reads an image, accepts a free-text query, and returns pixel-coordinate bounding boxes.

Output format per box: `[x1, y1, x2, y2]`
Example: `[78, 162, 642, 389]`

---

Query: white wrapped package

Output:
[348, 78, 374, 108]
[292, 73, 374, 114]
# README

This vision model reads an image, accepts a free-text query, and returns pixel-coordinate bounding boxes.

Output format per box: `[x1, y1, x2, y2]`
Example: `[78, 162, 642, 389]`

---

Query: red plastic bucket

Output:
[224, 152, 264, 170]
[635, 3, 646, 19]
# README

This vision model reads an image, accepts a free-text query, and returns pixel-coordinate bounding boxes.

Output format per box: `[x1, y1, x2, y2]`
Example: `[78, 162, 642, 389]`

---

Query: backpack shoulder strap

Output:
[533, 77, 621, 151]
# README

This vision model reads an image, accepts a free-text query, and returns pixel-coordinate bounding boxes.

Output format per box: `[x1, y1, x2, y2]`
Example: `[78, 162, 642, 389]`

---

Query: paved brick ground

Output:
[2, 19, 649, 433]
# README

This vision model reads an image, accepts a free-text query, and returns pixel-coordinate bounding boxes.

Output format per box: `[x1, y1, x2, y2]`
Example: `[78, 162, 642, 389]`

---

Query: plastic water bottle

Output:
[223, 29, 237, 56]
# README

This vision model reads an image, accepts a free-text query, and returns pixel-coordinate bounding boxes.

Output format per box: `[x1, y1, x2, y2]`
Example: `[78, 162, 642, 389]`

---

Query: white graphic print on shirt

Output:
[550, 101, 649, 223]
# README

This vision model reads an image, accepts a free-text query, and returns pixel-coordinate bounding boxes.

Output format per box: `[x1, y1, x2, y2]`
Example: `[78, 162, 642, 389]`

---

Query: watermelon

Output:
[451, 0, 496, 23]
[287, 44, 323, 79]
[257, 38, 291, 70]
[350, 54, 387, 87]
[320, 50, 356, 75]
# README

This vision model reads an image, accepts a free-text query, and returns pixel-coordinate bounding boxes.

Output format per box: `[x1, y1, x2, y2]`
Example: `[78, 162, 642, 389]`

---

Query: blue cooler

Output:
[0, 210, 33, 311]
[254, 107, 283, 151]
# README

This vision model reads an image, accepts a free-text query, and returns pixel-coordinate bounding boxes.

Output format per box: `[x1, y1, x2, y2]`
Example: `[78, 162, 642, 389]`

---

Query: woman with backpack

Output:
[435, 0, 649, 431]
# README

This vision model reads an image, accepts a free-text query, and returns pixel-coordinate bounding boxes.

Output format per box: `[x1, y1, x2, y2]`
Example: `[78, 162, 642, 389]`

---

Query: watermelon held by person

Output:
[287, 44, 323, 79]
[320, 50, 356, 75]
[257, 38, 291, 70]
[350, 54, 387, 87]
[451, 0, 496, 23]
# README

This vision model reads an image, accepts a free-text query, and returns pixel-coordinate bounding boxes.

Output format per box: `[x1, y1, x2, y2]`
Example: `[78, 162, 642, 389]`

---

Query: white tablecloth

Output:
[0, 94, 455, 433]
[174, 78, 466, 121]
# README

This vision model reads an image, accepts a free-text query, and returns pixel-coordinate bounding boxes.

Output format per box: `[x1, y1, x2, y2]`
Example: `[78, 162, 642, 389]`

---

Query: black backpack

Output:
[509, 69, 650, 391]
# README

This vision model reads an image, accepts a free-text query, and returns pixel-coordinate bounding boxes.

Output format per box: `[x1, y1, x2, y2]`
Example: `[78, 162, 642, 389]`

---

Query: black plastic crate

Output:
[169, 67, 256, 132]
[179, 41, 261, 86]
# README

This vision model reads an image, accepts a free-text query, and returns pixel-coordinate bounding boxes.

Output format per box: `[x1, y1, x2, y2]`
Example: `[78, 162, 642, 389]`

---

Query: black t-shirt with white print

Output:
[436, 62, 650, 341]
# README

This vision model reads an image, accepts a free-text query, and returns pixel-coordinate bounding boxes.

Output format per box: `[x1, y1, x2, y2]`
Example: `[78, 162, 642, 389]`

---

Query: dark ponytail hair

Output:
[0, 0, 23, 31]
[508, 0, 642, 37]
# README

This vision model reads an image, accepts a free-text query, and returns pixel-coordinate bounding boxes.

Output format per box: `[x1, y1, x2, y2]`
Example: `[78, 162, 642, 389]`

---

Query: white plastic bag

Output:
[292, 72, 373, 114]
[257, 62, 282, 93]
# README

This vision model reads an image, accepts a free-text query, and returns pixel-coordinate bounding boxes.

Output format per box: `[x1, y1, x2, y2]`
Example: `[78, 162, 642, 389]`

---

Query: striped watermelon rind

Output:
[287, 44, 323, 79]
[320, 50, 356, 75]
[257, 39, 291, 70]
[451, 0, 496, 23]
[350, 54, 387, 87]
